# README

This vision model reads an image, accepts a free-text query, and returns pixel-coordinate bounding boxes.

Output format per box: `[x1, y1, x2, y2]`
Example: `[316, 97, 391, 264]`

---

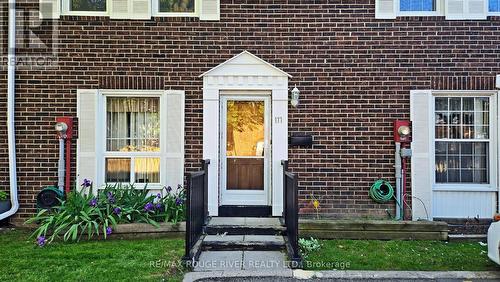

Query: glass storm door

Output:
[220, 96, 271, 206]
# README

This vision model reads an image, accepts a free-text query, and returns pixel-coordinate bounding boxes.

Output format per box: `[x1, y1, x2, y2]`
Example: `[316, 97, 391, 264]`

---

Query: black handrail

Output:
[183, 159, 210, 263]
[282, 160, 302, 267]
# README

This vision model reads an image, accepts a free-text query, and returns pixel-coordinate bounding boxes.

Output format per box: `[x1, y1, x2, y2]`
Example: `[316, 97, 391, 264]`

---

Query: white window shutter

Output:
[77, 89, 99, 190]
[410, 90, 433, 221]
[165, 90, 185, 190]
[465, 0, 488, 20]
[445, 0, 465, 19]
[110, 0, 130, 19]
[39, 0, 60, 19]
[130, 0, 152, 20]
[200, 0, 220, 21]
[375, 0, 397, 19]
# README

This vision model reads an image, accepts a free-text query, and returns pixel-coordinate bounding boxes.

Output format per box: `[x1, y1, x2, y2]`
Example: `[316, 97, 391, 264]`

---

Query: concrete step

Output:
[205, 217, 286, 235]
[202, 235, 286, 251]
[193, 250, 289, 272]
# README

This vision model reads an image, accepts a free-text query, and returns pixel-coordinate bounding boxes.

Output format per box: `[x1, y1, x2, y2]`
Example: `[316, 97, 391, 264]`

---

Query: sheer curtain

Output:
[107, 97, 160, 152]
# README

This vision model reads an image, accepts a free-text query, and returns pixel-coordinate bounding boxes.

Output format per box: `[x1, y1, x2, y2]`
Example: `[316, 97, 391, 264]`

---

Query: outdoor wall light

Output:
[55, 122, 68, 138]
[291, 86, 300, 107]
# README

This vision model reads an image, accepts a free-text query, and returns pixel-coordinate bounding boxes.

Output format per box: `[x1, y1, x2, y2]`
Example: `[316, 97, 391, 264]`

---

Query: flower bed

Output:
[26, 180, 186, 246]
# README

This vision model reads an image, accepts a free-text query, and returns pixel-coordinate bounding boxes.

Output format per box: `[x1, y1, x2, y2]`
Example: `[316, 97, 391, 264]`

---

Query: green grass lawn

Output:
[304, 239, 500, 271]
[0, 229, 185, 282]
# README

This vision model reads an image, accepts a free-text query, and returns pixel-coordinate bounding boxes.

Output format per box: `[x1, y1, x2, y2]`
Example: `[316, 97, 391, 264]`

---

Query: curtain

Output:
[107, 97, 160, 152]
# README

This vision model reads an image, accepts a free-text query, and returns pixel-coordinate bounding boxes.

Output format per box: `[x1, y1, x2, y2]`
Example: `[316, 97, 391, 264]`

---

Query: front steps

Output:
[193, 217, 291, 272]
[205, 217, 285, 236]
[203, 235, 285, 251]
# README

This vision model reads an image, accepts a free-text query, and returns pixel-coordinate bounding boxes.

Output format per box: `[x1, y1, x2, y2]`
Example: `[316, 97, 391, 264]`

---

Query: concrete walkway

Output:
[184, 270, 500, 282]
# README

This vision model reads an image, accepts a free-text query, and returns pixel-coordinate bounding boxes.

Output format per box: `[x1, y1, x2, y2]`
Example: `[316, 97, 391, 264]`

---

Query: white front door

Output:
[220, 95, 271, 206]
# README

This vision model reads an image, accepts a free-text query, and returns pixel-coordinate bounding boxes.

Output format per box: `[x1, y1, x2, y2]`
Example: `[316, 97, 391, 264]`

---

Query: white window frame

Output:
[152, 0, 200, 17]
[394, 0, 500, 17]
[97, 90, 166, 189]
[61, 0, 110, 16]
[431, 91, 498, 193]
[397, 0, 443, 16]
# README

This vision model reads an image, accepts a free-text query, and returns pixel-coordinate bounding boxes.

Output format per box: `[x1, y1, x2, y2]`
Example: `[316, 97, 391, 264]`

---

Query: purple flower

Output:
[106, 226, 112, 235]
[81, 179, 92, 188]
[113, 207, 121, 215]
[107, 192, 115, 204]
[155, 203, 163, 210]
[166, 186, 172, 193]
[144, 202, 154, 212]
[89, 198, 97, 207]
[175, 198, 184, 206]
[156, 193, 161, 199]
[37, 236, 46, 247]
[177, 184, 182, 190]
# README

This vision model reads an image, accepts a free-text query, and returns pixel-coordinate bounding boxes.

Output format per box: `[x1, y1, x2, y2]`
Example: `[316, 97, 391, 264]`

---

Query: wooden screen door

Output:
[220, 95, 271, 206]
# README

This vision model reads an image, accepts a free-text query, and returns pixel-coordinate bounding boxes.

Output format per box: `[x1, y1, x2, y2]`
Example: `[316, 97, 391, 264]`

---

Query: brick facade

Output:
[1, 0, 499, 223]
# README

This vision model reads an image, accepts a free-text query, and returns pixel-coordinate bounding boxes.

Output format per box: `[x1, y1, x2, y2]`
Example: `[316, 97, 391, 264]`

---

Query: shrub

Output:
[26, 181, 186, 245]
[0, 191, 8, 201]
[299, 237, 322, 259]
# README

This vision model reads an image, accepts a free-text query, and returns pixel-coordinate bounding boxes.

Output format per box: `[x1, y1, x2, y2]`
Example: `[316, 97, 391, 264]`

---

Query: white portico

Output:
[200, 51, 291, 217]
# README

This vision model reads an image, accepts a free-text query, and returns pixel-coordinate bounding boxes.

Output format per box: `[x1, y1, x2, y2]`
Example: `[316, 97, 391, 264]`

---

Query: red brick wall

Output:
[1, 0, 499, 223]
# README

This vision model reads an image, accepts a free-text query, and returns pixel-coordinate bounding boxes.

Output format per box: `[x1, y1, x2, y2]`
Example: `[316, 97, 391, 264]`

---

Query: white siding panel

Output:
[433, 191, 496, 218]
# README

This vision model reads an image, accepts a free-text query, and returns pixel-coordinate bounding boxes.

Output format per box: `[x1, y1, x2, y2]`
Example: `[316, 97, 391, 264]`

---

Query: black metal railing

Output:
[183, 159, 210, 262]
[281, 160, 302, 267]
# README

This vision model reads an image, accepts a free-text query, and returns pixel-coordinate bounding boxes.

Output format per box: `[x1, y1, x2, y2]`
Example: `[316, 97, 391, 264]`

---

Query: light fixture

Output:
[291, 86, 300, 107]
[55, 122, 68, 138]
[397, 125, 411, 138]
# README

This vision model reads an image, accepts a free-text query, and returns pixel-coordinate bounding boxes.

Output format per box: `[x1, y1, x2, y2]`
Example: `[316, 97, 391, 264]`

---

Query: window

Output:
[434, 96, 490, 184]
[490, 0, 500, 12]
[158, 0, 195, 13]
[70, 0, 106, 12]
[400, 0, 436, 12]
[105, 96, 161, 184]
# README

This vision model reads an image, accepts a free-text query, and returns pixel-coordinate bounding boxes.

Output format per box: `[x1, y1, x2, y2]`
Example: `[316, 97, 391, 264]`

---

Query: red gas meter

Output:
[393, 120, 412, 144]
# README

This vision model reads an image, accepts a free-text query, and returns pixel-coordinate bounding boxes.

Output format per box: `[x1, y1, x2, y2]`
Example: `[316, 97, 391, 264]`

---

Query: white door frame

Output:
[200, 51, 292, 217]
[220, 95, 272, 206]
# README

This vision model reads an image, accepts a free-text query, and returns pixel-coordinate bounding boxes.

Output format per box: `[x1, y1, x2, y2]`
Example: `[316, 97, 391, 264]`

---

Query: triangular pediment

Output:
[199, 51, 292, 78]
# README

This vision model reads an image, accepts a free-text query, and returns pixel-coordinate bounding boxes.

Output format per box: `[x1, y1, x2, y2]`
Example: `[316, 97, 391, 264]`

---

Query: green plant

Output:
[26, 180, 186, 245]
[26, 190, 116, 244]
[299, 237, 322, 259]
[0, 191, 8, 201]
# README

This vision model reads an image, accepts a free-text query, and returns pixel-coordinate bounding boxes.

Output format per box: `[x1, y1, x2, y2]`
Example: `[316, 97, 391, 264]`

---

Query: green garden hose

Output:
[369, 179, 394, 203]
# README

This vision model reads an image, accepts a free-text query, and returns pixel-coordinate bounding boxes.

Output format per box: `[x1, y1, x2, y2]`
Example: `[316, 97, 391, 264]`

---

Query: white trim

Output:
[430, 91, 499, 218]
[202, 51, 290, 217]
[97, 90, 167, 190]
[219, 95, 271, 206]
[200, 51, 293, 78]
